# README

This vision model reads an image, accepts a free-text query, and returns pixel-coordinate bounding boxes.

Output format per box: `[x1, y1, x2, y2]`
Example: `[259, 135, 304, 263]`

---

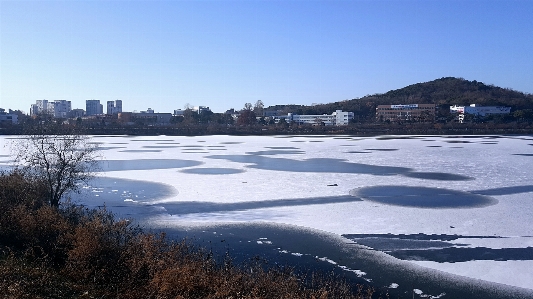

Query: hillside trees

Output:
[11, 124, 100, 208]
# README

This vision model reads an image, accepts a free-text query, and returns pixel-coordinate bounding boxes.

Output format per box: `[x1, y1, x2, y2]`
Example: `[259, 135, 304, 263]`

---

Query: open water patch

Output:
[142, 145, 180, 148]
[402, 172, 474, 181]
[97, 159, 202, 172]
[265, 146, 300, 149]
[364, 148, 399, 151]
[119, 149, 162, 153]
[156, 224, 532, 299]
[181, 151, 209, 154]
[180, 168, 245, 175]
[97, 146, 128, 151]
[80, 177, 176, 217]
[207, 155, 412, 175]
[376, 136, 420, 140]
[351, 186, 497, 208]
[246, 150, 305, 155]
[131, 139, 175, 142]
[471, 185, 533, 196]
[445, 140, 472, 144]
[158, 195, 362, 215]
[342, 233, 533, 263]
[391, 247, 533, 263]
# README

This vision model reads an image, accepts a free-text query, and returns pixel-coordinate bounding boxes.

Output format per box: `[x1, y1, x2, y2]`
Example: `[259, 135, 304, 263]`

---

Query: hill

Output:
[266, 77, 533, 121]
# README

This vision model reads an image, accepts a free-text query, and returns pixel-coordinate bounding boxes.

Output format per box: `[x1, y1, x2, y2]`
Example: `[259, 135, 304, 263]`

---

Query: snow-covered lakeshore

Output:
[2, 134, 533, 298]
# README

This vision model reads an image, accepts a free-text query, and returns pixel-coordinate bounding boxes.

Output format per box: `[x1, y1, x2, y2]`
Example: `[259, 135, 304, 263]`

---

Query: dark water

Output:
[351, 186, 497, 208]
[158, 224, 533, 299]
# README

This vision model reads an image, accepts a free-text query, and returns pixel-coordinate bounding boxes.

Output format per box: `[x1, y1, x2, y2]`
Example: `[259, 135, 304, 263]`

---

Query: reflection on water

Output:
[352, 185, 497, 208]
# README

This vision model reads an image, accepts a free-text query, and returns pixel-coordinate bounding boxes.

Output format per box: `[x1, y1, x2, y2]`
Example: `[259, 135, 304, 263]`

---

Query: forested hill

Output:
[266, 77, 533, 120]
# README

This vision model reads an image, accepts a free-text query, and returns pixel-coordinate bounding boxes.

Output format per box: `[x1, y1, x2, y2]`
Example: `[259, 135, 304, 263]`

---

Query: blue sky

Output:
[1, 0, 532, 114]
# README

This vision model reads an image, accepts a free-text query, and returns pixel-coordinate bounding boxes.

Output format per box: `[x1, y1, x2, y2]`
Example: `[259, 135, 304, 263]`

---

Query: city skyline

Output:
[1, 1, 532, 114]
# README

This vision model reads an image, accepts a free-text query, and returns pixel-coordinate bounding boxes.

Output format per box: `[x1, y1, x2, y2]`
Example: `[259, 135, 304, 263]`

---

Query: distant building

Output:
[0, 108, 18, 124]
[30, 104, 39, 116]
[376, 104, 435, 122]
[30, 99, 54, 116]
[450, 104, 511, 123]
[173, 109, 185, 116]
[450, 104, 511, 116]
[140, 108, 155, 114]
[53, 100, 72, 118]
[132, 112, 172, 125]
[107, 100, 122, 115]
[30, 99, 71, 118]
[195, 106, 211, 114]
[68, 109, 85, 118]
[275, 110, 354, 126]
[86, 100, 103, 116]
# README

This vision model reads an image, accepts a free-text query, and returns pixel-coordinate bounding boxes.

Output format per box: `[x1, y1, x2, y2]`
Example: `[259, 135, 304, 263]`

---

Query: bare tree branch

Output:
[11, 124, 100, 207]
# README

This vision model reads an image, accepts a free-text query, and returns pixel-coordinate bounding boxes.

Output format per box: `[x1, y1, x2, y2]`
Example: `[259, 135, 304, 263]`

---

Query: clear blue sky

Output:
[1, 0, 532, 114]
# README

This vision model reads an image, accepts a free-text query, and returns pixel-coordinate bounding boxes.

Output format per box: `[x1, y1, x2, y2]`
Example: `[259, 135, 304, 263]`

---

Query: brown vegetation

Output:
[0, 171, 375, 298]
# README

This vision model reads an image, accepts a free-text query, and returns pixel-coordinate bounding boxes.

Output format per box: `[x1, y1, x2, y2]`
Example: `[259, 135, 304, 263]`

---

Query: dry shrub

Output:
[0, 255, 78, 298]
[0, 171, 376, 299]
[63, 208, 137, 286]
[0, 170, 48, 209]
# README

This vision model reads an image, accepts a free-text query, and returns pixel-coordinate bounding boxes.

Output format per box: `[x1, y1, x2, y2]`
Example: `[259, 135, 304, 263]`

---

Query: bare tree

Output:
[12, 125, 100, 208]
[253, 100, 264, 116]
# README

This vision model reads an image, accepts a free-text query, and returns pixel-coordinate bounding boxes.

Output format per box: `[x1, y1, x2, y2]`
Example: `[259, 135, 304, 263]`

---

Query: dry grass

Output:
[0, 171, 376, 298]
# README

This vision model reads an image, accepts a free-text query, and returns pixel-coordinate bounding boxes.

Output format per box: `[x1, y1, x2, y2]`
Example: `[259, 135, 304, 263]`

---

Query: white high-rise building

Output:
[86, 100, 103, 116]
[53, 100, 71, 118]
[30, 99, 54, 116]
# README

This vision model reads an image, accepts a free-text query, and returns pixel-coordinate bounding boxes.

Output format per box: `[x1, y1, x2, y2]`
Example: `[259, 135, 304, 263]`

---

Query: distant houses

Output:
[376, 104, 436, 122]
[0, 108, 18, 124]
[271, 110, 354, 126]
[19, 97, 518, 127]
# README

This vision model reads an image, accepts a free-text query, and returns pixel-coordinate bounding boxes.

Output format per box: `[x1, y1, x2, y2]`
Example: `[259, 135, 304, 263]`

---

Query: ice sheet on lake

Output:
[2, 134, 533, 291]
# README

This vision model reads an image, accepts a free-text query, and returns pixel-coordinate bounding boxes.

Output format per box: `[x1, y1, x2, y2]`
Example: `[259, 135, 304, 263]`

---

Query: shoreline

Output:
[3, 125, 533, 137]
[149, 221, 533, 299]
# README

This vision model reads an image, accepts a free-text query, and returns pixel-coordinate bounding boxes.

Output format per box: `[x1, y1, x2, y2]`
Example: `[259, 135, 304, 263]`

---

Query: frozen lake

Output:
[2, 134, 533, 297]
